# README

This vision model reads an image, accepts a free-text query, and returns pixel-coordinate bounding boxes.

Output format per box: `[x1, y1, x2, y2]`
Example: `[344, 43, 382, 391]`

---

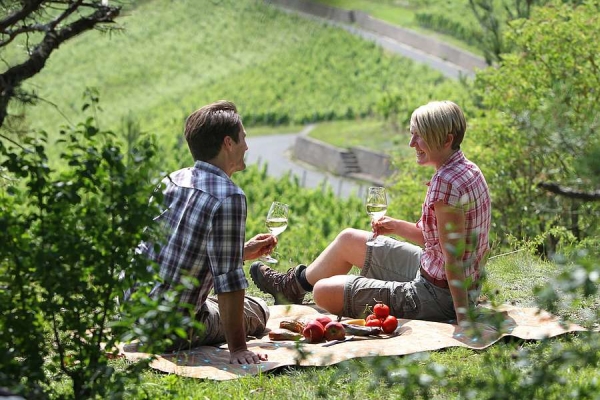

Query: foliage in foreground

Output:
[0, 95, 196, 399]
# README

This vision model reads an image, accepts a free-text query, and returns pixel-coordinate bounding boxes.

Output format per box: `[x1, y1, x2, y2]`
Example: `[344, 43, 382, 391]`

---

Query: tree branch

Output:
[0, 0, 46, 31]
[538, 182, 600, 201]
[0, 132, 26, 150]
[0, 2, 121, 129]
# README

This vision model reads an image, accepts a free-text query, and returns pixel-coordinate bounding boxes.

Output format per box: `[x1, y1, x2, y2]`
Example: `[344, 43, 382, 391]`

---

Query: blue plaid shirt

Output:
[142, 161, 249, 313]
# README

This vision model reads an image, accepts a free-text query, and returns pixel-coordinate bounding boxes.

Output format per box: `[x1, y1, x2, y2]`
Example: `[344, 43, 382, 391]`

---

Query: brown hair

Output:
[184, 100, 242, 161]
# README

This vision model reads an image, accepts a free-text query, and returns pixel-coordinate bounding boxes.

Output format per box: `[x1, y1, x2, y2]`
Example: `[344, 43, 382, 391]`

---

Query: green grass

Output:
[308, 118, 410, 155]
[122, 339, 599, 399]
[111, 251, 599, 399]
[314, 0, 418, 26]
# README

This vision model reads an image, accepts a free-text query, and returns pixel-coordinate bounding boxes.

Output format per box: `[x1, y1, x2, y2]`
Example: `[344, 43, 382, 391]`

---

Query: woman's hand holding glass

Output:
[371, 216, 396, 238]
[365, 187, 387, 246]
[260, 201, 289, 264]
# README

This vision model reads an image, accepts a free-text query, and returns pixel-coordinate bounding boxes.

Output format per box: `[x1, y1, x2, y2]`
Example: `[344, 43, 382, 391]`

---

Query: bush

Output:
[0, 94, 191, 399]
[471, 1, 600, 253]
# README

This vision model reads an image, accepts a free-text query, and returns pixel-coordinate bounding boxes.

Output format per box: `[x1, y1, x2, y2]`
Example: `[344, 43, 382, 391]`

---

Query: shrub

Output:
[0, 94, 190, 399]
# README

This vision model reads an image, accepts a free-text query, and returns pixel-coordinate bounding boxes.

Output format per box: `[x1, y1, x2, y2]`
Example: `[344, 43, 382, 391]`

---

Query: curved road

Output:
[245, 7, 470, 199]
[245, 125, 369, 199]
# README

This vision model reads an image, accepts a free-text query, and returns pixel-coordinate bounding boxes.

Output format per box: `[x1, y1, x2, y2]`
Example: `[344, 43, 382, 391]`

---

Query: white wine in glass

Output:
[261, 201, 289, 264]
[265, 217, 288, 236]
[365, 187, 387, 246]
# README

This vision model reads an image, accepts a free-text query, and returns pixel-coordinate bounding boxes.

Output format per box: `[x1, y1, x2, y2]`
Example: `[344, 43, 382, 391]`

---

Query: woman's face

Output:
[409, 130, 447, 169]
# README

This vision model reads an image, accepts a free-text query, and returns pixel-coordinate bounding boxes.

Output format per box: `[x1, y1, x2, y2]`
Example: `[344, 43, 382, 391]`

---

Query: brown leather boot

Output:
[250, 262, 307, 305]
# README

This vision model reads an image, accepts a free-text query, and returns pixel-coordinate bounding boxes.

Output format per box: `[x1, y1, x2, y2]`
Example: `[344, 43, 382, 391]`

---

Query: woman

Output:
[251, 100, 491, 324]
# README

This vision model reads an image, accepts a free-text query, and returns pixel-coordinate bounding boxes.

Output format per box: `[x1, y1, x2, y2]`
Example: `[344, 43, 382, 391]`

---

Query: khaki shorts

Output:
[167, 295, 270, 351]
[342, 236, 479, 322]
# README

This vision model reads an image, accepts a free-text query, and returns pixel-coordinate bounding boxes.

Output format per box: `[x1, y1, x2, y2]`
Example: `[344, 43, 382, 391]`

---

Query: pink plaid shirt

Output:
[416, 150, 491, 283]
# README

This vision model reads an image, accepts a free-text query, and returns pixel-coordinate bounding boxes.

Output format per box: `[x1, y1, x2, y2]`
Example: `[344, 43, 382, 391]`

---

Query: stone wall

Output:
[293, 135, 392, 185]
[349, 146, 392, 181]
[293, 135, 349, 176]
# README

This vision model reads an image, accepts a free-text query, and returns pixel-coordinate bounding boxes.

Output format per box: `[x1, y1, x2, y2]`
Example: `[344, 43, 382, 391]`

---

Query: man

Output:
[139, 100, 275, 364]
[251, 100, 491, 326]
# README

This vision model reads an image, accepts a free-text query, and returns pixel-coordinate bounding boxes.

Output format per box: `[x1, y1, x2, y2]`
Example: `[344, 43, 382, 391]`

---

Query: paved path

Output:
[246, 6, 469, 198]
[246, 126, 369, 199]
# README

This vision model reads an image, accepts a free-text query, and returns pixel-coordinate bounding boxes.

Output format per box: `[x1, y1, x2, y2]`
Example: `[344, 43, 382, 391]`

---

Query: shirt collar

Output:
[425, 150, 465, 186]
[193, 160, 231, 180]
[439, 149, 464, 170]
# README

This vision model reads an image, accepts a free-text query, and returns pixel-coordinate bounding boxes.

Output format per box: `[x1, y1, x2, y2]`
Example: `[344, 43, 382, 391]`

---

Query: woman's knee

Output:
[334, 228, 369, 251]
[313, 277, 345, 314]
[337, 227, 363, 242]
[332, 228, 369, 266]
[312, 280, 326, 304]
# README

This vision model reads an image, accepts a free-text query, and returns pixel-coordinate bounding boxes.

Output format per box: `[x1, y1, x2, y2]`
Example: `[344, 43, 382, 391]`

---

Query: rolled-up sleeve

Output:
[209, 194, 249, 294]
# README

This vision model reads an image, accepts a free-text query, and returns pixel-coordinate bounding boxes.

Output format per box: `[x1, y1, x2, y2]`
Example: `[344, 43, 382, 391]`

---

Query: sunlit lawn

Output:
[308, 118, 414, 157]
[108, 252, 600, 399]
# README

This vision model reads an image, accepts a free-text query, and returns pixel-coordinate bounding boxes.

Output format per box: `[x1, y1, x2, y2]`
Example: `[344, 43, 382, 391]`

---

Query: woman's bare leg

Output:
[312, 275, 347, 315]
[249, 228, 369, 306]
[305, 228, 369, 285]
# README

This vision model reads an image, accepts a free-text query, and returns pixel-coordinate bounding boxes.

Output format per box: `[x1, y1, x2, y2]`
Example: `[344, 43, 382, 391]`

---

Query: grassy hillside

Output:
[19, 0, 465, 151]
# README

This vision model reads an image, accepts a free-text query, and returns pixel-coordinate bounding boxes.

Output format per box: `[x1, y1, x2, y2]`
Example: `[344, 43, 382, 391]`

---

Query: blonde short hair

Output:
[409, 101, 466, 150]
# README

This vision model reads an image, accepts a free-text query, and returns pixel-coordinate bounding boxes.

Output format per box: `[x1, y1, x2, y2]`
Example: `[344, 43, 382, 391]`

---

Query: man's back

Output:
[145, 161, 248, 314]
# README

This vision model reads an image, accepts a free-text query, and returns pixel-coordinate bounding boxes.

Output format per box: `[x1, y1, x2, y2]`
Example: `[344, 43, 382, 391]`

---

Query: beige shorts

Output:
[342, 236, 479, 322]
[167, 295, 270, 351]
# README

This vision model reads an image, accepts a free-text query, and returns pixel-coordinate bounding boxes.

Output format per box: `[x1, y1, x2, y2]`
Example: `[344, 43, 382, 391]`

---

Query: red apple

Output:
[315, 315, 333, 327]
[324, 321, 346, 341]
[303, 321, 325, 343]
[381, 315, 398, 334]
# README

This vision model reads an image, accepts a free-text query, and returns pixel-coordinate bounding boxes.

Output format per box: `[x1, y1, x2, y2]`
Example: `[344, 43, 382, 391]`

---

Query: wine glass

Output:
[365, 187, 387, 246]
[261, 201, 289, 264]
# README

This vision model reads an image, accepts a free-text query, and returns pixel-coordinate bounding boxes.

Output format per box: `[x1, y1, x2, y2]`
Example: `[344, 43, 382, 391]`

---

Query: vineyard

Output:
[21, 0, 465, 150]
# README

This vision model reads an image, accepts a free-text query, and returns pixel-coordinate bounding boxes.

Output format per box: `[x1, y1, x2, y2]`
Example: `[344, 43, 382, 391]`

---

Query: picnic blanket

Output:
[120, 303, 585, 381]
